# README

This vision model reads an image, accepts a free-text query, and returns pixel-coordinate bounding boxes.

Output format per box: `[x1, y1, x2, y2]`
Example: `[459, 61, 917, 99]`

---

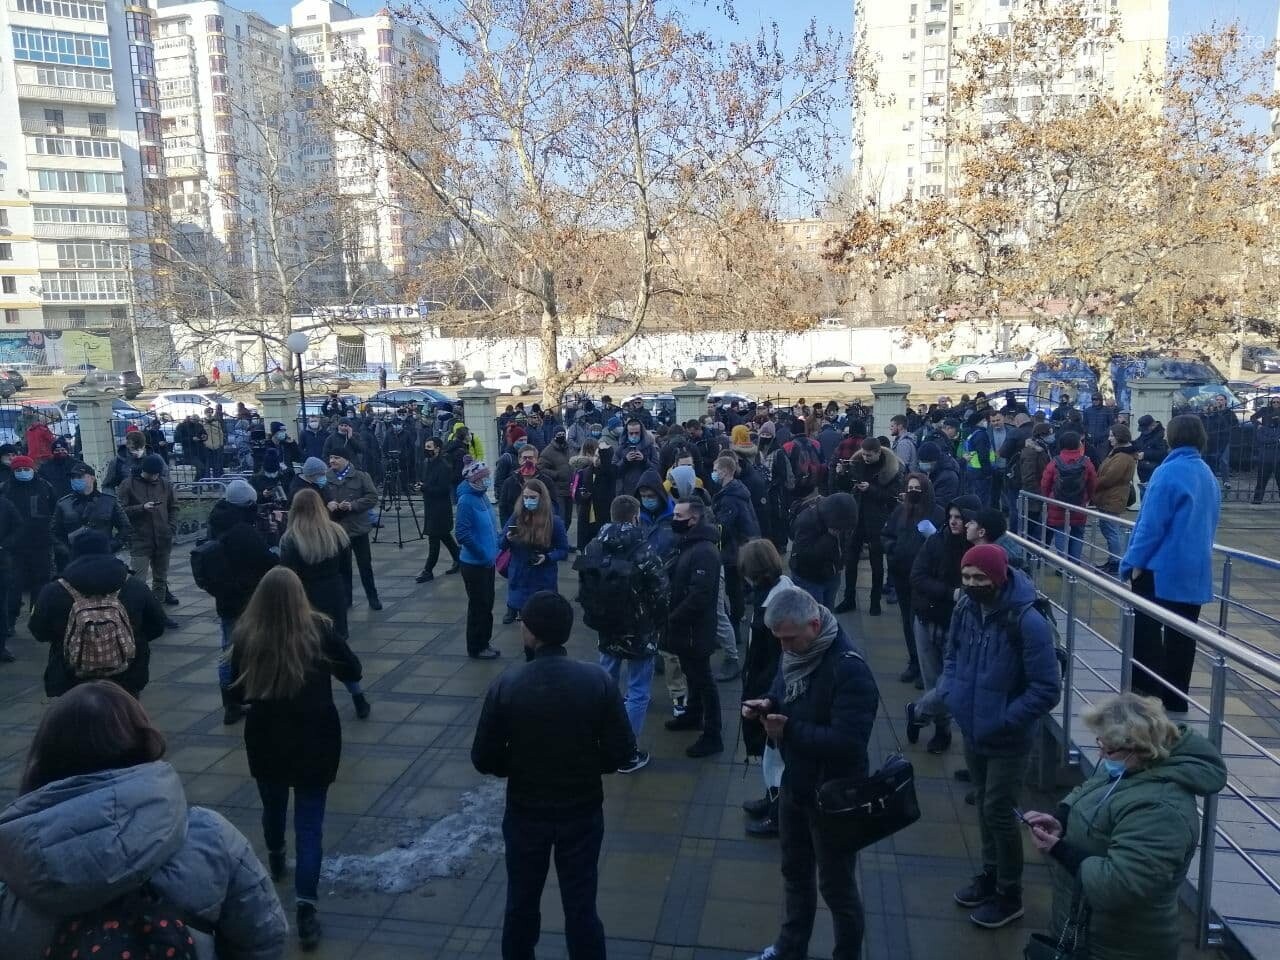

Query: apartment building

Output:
[852, 0, 1170, 209]
[0, 0, 162, 335]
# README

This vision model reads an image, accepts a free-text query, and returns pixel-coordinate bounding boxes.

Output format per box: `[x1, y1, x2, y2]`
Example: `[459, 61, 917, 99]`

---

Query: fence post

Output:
[870, 364, 911, 425]
[62, 386, 119, 477]
[1196, 655, 1228, 949]
[254, 386, 299, 439]
[456, 374, 502, 499]
[1061, 574, 1079, 767]
[1119, 604, 1136, 691]
[1217, 555, 1232, 635]
[671, 372, 710, 425]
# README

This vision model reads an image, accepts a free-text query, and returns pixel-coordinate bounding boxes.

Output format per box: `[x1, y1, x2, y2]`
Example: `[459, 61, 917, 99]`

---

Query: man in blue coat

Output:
[941, 544, 1060, 930]
[741, 587, 878, 960]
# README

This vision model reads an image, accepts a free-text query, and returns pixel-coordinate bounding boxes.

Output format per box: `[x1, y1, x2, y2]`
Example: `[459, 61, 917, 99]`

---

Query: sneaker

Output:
[268, 849, 287, 882]
[164, 590, 180, 607]
[925, 725, 952, 754]
[833, 596, 856, 613]
[744, 947, 781, 960]
[296, 903, 322, 952]
[352, 694, 371, 720]
[742, 791, 775, 818]
[715, 659, 741, 682]
[954, 871, 997, 908]
[905, 702, 924, 745]
[670, 695, 687, 718]
[416, 571, 435, 584]
[685, 735, 724, 758]
[970, 892, 1024, 929]
[744, 811, 779, 838]
[617, 750, 650, 774]
[367, 597, 383, 611]
[470, 647, 501, 660]
[665, 713, 702, 732]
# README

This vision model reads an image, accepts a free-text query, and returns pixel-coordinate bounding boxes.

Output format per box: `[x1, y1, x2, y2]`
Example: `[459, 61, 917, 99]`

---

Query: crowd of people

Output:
[0, 383, 1234, 959]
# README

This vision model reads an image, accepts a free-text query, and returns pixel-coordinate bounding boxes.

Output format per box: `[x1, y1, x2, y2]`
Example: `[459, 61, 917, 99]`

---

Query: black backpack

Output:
[1003, 595, 1068, 690]
[46, 883, 207, 960]
[1051, 455, 1087, 505]
[189, 537, 229, 594]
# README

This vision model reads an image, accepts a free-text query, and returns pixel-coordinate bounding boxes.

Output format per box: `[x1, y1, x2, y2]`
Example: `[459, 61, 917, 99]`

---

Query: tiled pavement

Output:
[0, 507, 1227, 960]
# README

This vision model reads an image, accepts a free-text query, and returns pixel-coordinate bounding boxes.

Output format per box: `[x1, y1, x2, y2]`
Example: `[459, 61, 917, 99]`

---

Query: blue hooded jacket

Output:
[637, 468, 677, 563]
[454, 480, 499, 566]
[940, 568, 1061, 756]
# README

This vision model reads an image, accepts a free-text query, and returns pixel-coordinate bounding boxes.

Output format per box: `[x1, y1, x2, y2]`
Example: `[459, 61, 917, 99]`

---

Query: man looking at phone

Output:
[740, 587, 878, 960]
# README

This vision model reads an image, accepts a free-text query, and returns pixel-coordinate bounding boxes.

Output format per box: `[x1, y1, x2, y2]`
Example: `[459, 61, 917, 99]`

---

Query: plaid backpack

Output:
[59, 579, 135, 680]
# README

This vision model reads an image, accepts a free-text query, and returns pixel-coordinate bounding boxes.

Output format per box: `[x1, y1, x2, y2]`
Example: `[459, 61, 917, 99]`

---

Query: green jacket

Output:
[326, 466, 380, 536]
[1047, 727, 1226, 960]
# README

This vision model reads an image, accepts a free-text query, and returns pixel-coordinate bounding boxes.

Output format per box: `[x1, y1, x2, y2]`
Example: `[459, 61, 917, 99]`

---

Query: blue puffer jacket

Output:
[501, 515, 569, 609]
[454, 480, 499, 566]
[940, 569, 1061, 756]
[1120, 446, 1219, 605]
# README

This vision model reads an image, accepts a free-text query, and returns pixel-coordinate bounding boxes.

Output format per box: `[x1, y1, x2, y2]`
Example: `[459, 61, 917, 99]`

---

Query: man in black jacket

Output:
[416, 437, 461, 582]
[662, 498, 724, 758]
[788, 491, 858, 607]
[741, 587, 878, 960]
[2, 455, 57, 632]
[50, 462, 131, 572]
[472, 591, 633, 960]
[0, 493, 21, 662]
[836, 438, 904, 615]
[30, 530, 166, 698]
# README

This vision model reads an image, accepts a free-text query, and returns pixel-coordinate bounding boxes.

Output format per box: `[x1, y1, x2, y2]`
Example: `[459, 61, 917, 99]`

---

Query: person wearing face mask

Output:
[265, 421, 301, 471]
[1, 455, 57, 633]
[569, 438, 615, 553]
[444, 421, 484, 485]
[115, 455, 179, 616]
[36, 438, 77, 501]
[940, 544, 1061, 930]
[51, 463, 131, 574]
[415, 438, 461, 583]
[536, 428, 574, 536]
[615, 418, 659, 497]
[880, 473, 943, 688]
[289, 456, 335, 506]
[300, 415, 328, 461]
[499, 479, 568, 626]
[499, 445, 554, 528]
[1023, 693, 1225, 960]
[454, 461, 501, 659]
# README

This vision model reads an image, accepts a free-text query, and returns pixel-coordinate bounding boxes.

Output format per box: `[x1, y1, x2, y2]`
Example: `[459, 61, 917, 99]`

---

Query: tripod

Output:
[373, 454, 424, 548]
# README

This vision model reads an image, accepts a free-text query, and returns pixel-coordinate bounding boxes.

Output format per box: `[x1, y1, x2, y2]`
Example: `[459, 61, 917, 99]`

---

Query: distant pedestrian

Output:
[211, 364, 221, 386]
[378, 366, 388, 390]
[472, 591, 634, 960]
[416, 437, 462, 582]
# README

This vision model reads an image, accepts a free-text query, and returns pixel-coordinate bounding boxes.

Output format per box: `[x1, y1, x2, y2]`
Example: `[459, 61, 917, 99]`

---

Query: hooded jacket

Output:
[924, 449, 962, 506]
[614, 429, 659, 496]
[29, 553, 166, 697]
[576, 521, 669, 658]
[881, 500, 946, 580]
[637, 468, 677, 564]
[454, 480, 500, 566]
[663, 518, 721, 658]
[1047, 729, 1226, 960]
[908, 517, 969, 627]
[0, 762, 286, 960]
[711, 476, 760, 567]
[939, 568, 1061, 755]
[788, 492, 857, 584]
[203, 500, 277, 619]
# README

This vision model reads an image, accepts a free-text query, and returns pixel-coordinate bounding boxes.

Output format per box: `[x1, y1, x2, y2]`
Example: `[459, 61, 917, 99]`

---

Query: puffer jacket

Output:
[1093, 444, 1137, 515]
[663, 519, 721, 658]
[711, 476, 760, 567]
[939, 568, 1061, 755]
[881, 502, 945, 580]
[0, 761, 287, 960]
[455, 480, 500, 566]
[1046, 729, 1226, 960]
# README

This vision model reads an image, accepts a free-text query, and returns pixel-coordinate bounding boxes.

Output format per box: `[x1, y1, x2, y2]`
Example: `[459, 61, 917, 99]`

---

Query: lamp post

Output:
[286, 332, 311, 429]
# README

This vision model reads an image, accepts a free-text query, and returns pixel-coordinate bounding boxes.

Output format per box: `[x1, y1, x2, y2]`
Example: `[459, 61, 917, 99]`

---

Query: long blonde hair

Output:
[511, 478, 554, 548]
[230, 567, 330, 700]
[281, 488, 349, 564]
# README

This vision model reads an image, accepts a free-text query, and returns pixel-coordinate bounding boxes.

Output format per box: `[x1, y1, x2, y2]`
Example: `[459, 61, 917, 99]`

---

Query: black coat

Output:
[788, 495, 850, 584]
[881, 503, 945, 580]
[471, 645, 635, 811]
[741, 575, 788, 757]
[909, 528, 968, 627]
[711, 478, 760, 568]
[417, 454, 455, 536]
[31, 554, 167, 697]
[231, 619, 362, 788]
[280, 539, 349, 640]
[850, 450, 905, 535]
[2, 476, 57, 550]
[204, 500, 278, 619]
[37, 457, 77, 502]
[51, 490, 131, 554]
[287, 475, 335, 508]
[663, 521, 721, 658]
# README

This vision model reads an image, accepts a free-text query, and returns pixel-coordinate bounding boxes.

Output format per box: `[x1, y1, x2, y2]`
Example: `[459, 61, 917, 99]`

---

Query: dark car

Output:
[0, 369, 27, 391]
[151, 368, 210, 390]
[400, 360, 465, 387]
[67, 369, 144, 400]
[362, 388, 456, 417]
[1243, 346, 1280, 374]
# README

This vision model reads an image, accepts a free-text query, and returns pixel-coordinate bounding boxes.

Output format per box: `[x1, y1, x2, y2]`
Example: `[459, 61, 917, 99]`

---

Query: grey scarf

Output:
[781, 606, 840, 703]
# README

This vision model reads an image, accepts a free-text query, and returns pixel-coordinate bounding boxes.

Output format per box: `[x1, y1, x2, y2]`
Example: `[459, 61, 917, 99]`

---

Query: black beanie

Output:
[520, 591, 574, 646]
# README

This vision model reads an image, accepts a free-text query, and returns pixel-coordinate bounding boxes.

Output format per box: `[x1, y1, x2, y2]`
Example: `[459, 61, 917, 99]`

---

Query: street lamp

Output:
[286, 331, 311, 428]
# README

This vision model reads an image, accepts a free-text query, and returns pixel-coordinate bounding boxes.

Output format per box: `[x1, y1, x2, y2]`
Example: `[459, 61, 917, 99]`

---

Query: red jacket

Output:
[25, 422, 55, 464]
[1040, 446, 1097, 529]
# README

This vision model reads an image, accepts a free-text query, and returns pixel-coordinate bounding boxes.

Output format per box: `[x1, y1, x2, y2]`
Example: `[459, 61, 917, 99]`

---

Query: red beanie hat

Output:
[10, 455, 35, 470]
[506, 424, 527, 442]
[962, 544, 1009, 587]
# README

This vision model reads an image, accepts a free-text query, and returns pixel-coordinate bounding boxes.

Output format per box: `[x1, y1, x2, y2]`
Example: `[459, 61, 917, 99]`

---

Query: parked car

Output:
[785, 358, 867, 383]
[300, 395, 364, 419]
[147, 390, 245, 422]
[400, 360, 465, 386]
[151, 369, 210, 390]
[1242, 346, 1280, 374]
[362, 388, 455, 417]
[672, 353, 740, 382]
[953, 353, 1036, 383]
[620, 392, 677, 426]
[925, 354, 981, 381]
[0, 378, 15, 400]
[816, 317, 848, 330]
[65, 369, 144, 399]
[0, 368, 28, 391]
[580, 357, 624, 384]
[482, 370, 537, 396]
[707, 391, 758, 409]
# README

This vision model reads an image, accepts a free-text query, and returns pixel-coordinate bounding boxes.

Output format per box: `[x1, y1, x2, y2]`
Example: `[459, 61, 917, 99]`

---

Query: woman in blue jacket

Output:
[500, 478, 569, 624]
[1120, 414, 1220, 714]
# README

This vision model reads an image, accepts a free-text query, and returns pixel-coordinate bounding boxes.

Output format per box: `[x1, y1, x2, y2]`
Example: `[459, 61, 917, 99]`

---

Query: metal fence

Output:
[1014, 492, 1280, 956]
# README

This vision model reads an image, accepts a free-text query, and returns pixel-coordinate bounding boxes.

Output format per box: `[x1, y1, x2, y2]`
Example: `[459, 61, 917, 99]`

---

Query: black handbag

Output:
[814, 654, 920, 851]
[1024, 890, 1089, 960]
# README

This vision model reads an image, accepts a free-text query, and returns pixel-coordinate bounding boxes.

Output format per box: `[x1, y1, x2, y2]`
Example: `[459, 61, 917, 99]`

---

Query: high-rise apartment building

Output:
[0, 0, 163, 339]
[852, 0, 1169, 209]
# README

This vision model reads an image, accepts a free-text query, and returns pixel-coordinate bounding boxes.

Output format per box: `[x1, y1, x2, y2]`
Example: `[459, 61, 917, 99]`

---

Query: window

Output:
[31, 136, 121, 159]
[56, 241, 128, 268]
[0, 244, 11, 260]
[137, 113, 162, 142]
[69, 309, 86, 322]
[208, 55, 227, 73]
[16, 0, 106, 23]
[10, 27, 111, 69]
[87, 111, 108, 136]
[125, 12, 151, 44]
[33, 169, 125, 193]
[25, 65, 113, 91]
[378, 29, 393, 45]
[206, 15, 224, 33]
[0, 211, 7, 228]
[44, 108, 65, 133]
[208, 35, 226, 54]
[4, 310, 18, 325]
[1, 277, 14, 294]
[130, 45, 154, 75]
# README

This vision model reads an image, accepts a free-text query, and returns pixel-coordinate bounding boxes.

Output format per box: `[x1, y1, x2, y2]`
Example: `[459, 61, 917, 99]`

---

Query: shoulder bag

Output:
[1024, 887, 1089, 959]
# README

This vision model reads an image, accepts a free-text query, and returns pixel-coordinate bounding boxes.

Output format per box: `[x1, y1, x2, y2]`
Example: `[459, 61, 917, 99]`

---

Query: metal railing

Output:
[1008, 527, 1280, 953]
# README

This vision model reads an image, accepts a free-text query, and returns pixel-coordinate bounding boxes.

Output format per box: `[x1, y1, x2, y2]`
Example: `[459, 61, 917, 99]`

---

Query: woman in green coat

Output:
[1024, 693, 1227, 960]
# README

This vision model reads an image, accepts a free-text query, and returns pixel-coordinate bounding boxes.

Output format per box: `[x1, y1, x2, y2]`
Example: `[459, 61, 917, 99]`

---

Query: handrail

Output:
[1008, 532, 1280, 684]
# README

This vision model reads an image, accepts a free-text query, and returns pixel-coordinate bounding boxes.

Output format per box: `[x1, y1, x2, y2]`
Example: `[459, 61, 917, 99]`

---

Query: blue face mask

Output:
[710, 471, 721, 485]
[514, 440, 526, 450]
[523, 497, 539, 511]
[70, 478, 88, 494]
[313, 475, 328, 488]
[14, 470, 33, 482]
[627, 434, 640, 445]
[918, 461, 935, 473]
[1102, 757, 1128, 779]
[590, 430, 602, 439]
[641, 496, 659, 511]
[274, 431, 287, 441]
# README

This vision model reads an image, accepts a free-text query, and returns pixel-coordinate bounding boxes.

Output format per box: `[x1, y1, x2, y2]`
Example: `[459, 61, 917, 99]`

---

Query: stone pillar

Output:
[63, 387, 119, 476]
[254, 387, 299, 435]
[672, 370, 710, 426]
[870, 364, 911, 432]
[457, 374, 503, 466]
[1127, 378, 1179, 430]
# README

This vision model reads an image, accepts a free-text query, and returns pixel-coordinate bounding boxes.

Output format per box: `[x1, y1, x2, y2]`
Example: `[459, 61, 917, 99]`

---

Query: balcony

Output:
[32, 221, 129, 241]
[17, 83, 115, 105]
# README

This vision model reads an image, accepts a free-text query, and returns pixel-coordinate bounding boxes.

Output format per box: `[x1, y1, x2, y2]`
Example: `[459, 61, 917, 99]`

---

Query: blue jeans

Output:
[792, 574, 838, 609]
[502, 804, 606, 960]
[965, 469, 991, 506]
[598, 652, 655, 741]
[218, 616, 235, 688]
[1097, 516, 1124, 563]
[1054, 524, 1085, 562]
[257, 781, 328, 905]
